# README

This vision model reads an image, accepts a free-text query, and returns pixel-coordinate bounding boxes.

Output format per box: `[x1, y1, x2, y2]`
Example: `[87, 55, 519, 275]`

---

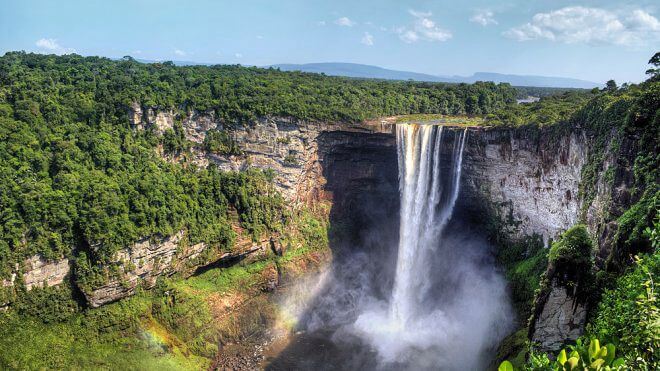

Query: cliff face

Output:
[2, 108, 396, 308]
[7, 107, 626, 350]
[460, 127, 587, 245]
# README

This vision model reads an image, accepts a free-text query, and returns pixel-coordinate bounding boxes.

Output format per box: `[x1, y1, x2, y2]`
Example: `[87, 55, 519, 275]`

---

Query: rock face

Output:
[460, 126, 587, 245]
[22, 255, 71, 290]
[83, 231, 274, 308]
[1, 255, 70, 290]
[128, 105, 394, 202]
[83, 231, 188, 307]
[530, 280, 587, 352]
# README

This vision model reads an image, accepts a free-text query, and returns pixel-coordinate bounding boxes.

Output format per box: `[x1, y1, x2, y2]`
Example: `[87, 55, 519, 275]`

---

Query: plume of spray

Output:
[276, 125, 513, 370]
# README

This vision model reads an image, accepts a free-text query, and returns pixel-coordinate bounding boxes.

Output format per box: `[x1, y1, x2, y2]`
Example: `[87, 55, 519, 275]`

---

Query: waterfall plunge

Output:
[351, 124, 511, 370]
[390, 124, 467, 325]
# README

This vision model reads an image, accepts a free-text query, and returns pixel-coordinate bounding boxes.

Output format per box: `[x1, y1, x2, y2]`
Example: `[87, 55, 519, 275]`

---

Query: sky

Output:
[1, 0, 659, 83]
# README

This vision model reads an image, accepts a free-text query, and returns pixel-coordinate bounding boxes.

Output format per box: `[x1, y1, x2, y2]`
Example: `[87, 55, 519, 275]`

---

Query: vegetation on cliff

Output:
[0, 51, 520, 281]
[0, 207, 329, 369]
[499, 54, 659, 369]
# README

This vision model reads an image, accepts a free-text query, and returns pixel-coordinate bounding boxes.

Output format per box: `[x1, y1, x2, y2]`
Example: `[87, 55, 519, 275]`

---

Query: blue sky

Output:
[1, 0, 659, 83]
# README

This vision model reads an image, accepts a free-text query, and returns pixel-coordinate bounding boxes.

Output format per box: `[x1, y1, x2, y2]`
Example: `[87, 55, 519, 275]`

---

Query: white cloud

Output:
[396, 9, 452, 43]
[335, 17, 355, 27]
[235, 53, 243, 58]
[470, 10, 498, 26]
[504, 6, 660, 46]
[174, 49, 186, 56]
[361, 32, 374, 46]
[256, 35, 264, 39]
[35, 38, 75, 54]
[317, 20, 326, 26]
[132, 50, 143, 55]
[628, 9, 660, 31]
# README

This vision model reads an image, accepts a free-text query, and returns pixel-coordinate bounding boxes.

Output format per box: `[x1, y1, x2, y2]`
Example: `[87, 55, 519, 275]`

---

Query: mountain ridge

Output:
[270, 62, 600, 89]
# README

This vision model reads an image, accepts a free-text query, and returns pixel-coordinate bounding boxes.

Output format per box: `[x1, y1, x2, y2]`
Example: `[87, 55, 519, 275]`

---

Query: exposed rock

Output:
[22, 255, 71, 290]
[530, 280, 587, 352]
[82, 231, 275, 308]
[461, 127, 587, 245]
[82, 231, 187, 307]
[128, 105, 394, 203]
[1, 255, 70, 290]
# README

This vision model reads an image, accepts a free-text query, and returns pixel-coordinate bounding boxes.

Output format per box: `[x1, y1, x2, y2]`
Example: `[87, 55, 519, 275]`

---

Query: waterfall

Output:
[350, 123, 511, 369]
[390, 124, 468, 325]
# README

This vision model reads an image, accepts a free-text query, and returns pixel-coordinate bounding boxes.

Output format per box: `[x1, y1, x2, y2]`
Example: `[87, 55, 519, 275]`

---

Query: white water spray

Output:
[349, 124, 511, 369]
[390, 124, 467, 324]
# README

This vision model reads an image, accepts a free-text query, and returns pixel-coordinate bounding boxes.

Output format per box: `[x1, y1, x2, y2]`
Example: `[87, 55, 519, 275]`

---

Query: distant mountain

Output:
[271, 62, 456, 83]
[270, 62, 600, 89]
[460, 72, 600, 89]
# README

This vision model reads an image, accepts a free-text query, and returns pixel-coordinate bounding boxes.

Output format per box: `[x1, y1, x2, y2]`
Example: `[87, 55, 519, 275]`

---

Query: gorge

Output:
[0, 53, 657, 370]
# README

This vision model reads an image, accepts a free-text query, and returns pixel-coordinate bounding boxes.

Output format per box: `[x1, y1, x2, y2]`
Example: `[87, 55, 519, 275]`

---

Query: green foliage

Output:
[588, 253, 660, 369]
[543, 225, 595, 299]
[0, 291, 208, 370]
[203, 129, 241, 155]
[609, 191, 658, 268]
[0, 51, 515, 124]
[13, 284, 80, 324]
[162, 121, 192, 155]
[548, 225, 593, 266]
[497, 235, 548, 319]
[485, 91, 595, 127]
[644, 215, 660, 250]
[500, 360, 515, 371]
[283, 153, 298, 166]
[502, 338, 626, 370]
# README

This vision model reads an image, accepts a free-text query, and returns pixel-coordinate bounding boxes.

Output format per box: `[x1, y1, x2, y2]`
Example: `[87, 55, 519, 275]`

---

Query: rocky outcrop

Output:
[0, 255, 70, 309]
[530, 280, 587, 352]
[1, 255, 70, 290]
[460, 126, 587, 245]
[22, 255, 71, 290]
[128, 105, 394, 202]
[128, 103, 174, 133]
[82, 230, 275, 308]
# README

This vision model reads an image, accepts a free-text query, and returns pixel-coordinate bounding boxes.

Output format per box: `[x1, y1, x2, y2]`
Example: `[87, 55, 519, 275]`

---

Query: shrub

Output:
[501, 338, 626, 370]
[588, 253, 660, 368]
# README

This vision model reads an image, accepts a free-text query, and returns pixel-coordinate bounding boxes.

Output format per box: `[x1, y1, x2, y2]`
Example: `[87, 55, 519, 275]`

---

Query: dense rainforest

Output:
[0, 51, 657, 369]
[0, 51, 518, 281]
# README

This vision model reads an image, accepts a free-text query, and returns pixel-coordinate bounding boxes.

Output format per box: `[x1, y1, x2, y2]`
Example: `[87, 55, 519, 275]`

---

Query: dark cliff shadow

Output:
[263, 128, 514, 370]
[265, 130, 400, 370]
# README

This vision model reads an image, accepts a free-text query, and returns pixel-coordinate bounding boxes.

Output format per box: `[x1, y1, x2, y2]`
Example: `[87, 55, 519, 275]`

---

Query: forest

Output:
[0, 51, 518, 295]
[0, 51, 657, 370]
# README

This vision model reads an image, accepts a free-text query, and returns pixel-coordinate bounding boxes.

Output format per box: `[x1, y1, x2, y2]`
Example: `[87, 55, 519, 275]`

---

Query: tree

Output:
[645, 51, 660, 81]
[604, 79, 617, 92]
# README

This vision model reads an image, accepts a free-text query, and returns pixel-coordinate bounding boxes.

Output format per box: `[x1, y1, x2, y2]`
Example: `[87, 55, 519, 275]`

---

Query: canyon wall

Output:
[6, 107, 626, 352]
[460, 127, 587, 245]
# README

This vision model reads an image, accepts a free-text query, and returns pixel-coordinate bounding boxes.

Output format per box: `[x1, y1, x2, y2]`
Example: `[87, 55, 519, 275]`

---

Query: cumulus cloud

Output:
[174, 49, 186, 56]
[361, 32, 374, 46]
[234, 53, 243, 58]
[35, 38, 75, 54]
[470, 10, 497, 26]
[335, 17, 355, 27]
[504, 6, 660, 45]
[396, 9, 452, 43]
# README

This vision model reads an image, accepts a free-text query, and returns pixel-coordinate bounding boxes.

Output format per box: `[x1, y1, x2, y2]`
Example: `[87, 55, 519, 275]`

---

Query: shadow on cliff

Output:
[264, 128, 514, 370]
[264, 130, 400, 370]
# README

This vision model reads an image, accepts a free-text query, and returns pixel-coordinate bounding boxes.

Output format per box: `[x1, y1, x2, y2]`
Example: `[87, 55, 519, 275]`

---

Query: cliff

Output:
[3, 107, 633, 350]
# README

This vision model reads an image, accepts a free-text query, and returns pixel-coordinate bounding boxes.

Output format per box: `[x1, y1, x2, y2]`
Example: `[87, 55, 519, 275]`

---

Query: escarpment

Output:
[3, 104, 637, 350]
